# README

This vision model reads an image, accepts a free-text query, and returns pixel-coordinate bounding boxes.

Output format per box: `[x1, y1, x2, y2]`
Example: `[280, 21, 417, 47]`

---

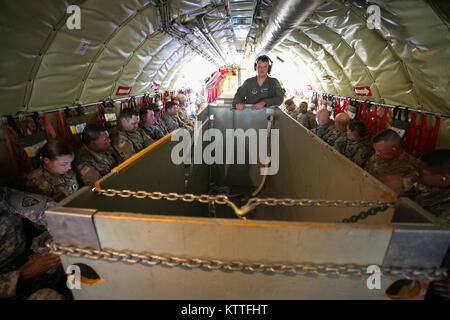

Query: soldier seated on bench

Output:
[24, 140, 79, 202]
[74, 124, 120, 186]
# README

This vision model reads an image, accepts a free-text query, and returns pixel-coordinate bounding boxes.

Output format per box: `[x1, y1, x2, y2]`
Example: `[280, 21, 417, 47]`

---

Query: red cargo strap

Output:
[1, 123, 22, 178]
[121, 100, 129, 110]
[56, 112, 73, 145]
[422, 116, 440, 154]
[19, 119, 34, 136]
[162, 92, 169, 104]
[355, 101, 364, 120]
[415, 114, 440, 155]
[333, 97, 347, 117]
[366, 105, 389, 137]
[333, 98, 339, 118]
[404, 113, 425, 158]
[211, 88, 218, 103]
[40, 114, 56, 140]
[97, 104, 106, 127]
[378, 107, 389, 132]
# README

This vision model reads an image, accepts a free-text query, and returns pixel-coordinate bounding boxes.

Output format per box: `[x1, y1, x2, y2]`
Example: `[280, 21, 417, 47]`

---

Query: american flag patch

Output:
[80, 166, 90, 176]
[118, 141, 126, 148]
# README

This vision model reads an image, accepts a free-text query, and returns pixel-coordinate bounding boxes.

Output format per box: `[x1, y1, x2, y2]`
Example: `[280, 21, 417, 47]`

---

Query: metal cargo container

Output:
[45, 105, 449, 299]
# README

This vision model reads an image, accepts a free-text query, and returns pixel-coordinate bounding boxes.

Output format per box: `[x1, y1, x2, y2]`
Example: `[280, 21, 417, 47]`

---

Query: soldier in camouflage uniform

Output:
[400, 150, 450, 224]
[365, 130, 418, 187]
[161, 101, 193, 133]
[232, 55, 285, 110]
[173, 97, 194, 128]
[0, 186, 68, 299]
[25, 140, 79, 202]
[322, 112, 349, 146]
[111, 108, 155, 162]
[296, 101, 317, 130]
[381, 150, 450, 300]
[283, 98, 300, 119]
[74, 124, 120, 186]
[335, 120, 374, 167]
[150, 103, 170, 137]
[138, 106, 165, 141]
[313, 109, 335, 139]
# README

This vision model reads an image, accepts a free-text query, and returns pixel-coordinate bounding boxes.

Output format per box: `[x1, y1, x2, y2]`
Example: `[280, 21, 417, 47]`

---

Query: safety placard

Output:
[116, 86, 132, 96]
[150, 82, 160, 91]
[70, 123, 86, 135]
[24, 140, 47, 158]
[354, 86, 372, 96]
[105, 113, 117, 121]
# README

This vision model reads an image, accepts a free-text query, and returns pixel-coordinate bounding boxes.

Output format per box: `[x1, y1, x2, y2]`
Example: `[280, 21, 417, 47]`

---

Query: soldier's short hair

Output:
[284, 98, 294, 106]
[119, 108, 138, 120]
[348, 120, 368, 137]
[149, 103, 161, 113]
[82, 124, 107, 145]
[316, 109, 330, 117]
[420, 149, 450, 174]
[372, 129, 401, 145]
[40, 140, 73, 161]
[139, 107, 152, 118]
[165, 101, 177, 111]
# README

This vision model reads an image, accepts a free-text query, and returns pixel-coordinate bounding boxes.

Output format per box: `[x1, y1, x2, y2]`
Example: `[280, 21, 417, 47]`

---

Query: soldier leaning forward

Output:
[0, 187, 69, 299]
[24, 140, 79, 202]
[335, 136, 374, 168]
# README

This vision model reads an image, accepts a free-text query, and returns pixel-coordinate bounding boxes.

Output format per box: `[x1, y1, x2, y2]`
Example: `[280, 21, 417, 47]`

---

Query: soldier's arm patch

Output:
[22, 196, 40, 207]
[118, 140, 126, 148]
[80, 166, 91, 176]
[78, 164, 101, 186]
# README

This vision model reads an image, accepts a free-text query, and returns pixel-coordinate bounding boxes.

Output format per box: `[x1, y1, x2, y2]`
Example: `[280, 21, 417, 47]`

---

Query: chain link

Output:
[46, 241, 446, 281]
[95, 188, 396, 219]
[341, 206, 389, 223]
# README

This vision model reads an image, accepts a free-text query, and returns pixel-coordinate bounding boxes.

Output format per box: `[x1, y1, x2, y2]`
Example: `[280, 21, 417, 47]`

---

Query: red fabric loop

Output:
[366, 105, 389, 137]
[40, 114, 56, 140]
[19, 120, 34, 136]
[97, 104, 106, 127]
[56, 112, 74, 146]
[2, 123, 22, 178]
[405, 113, 425, 158]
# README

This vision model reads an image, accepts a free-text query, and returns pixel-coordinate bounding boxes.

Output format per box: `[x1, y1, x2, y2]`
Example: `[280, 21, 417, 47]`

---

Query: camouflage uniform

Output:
[178, 107, 190, 123]
[111, 129, 154, 162]
[155, 118, 170, 136]
[335, 136, 374, 167]
[313, 121, 334, 139]
[138, 123, 165, 141]
[74, 145, 120, 186]
[25, 167, 79, 202]
[0, 187, 66, 299]
[364, 151, 418, 179]
[161, 112, 191, 133]
[286, 108, 300, 119]
[296, 111, 317, 130]
[406, 184, 450, 225]
[232, 76, 285, 107]
[322, 126, 346, 146]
